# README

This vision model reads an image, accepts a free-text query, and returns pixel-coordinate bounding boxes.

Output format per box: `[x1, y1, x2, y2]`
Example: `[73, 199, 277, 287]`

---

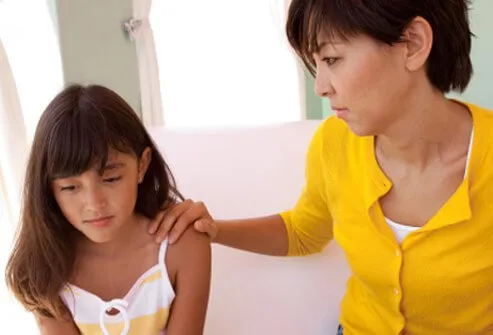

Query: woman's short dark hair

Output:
[286, 0, 474, 93]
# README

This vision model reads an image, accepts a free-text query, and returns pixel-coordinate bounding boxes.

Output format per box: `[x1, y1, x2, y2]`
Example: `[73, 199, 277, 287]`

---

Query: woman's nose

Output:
[314, 68, 335, 98]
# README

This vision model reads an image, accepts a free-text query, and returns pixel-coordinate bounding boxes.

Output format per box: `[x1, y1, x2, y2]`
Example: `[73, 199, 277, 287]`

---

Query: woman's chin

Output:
[346, 121, 376, 137]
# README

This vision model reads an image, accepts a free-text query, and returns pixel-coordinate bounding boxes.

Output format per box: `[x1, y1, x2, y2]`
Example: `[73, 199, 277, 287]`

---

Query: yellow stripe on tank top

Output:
[76, 307, 169, 335]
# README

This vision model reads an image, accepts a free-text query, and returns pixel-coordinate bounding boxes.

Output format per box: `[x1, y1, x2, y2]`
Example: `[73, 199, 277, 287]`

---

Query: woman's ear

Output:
[402, 16, 433, 72]
[138, 147, 152, 183]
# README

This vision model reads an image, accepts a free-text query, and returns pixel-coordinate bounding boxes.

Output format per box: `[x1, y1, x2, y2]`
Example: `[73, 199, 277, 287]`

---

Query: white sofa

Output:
[149, 121, 351, 335]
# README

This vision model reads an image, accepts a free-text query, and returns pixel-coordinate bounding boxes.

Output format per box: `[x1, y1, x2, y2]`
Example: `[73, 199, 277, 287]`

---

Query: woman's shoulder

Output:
[313, 115, 360, 149]
[467, 101, 493, 122]
[316, 115, 352, 139]
[465, 101, 493, 142]
[308, 115, 363, 164]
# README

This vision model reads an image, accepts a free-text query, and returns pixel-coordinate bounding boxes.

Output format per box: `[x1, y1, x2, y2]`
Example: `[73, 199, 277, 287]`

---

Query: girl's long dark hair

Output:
[5, 84, 183, 319]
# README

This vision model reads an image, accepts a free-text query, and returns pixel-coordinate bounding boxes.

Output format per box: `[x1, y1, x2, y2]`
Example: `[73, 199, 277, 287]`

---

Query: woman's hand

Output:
[148, 199, 217, 244]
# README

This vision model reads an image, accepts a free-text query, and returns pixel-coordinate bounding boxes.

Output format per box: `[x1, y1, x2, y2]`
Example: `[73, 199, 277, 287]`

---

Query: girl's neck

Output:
[78, 214, 152, 259]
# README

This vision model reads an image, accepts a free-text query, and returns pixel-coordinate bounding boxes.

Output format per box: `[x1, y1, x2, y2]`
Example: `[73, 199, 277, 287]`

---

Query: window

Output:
[150, 0, 304, 128]
[0, 0, 64, 140]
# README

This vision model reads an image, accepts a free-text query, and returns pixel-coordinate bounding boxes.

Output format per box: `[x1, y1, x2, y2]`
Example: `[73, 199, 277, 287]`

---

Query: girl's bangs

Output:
[45, 106, 130, 180]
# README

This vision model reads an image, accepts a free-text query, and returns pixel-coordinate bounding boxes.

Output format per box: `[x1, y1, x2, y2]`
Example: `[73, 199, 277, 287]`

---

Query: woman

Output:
[148, 0, 493, 333]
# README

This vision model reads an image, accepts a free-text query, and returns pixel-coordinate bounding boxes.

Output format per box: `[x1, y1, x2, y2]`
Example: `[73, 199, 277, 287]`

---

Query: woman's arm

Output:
[35, 314, 80, 335]
[166, 227, 211, 335]
[212, 215, 289, 256]
[149, 202, 289, 256]
[150, 122, 333, 257]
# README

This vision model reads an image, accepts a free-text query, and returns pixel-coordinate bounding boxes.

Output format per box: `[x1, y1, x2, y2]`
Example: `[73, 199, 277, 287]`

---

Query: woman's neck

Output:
[377, 93, 472, 170]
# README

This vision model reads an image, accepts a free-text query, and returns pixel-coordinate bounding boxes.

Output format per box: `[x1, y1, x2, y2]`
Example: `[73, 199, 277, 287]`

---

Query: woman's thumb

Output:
[194, 219, 216, 239]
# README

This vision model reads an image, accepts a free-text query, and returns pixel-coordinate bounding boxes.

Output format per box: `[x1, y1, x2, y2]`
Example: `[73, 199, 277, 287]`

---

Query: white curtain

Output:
[0, 0, 62, 332]
[125, 0, 165, 126]
[0, 39, 27, 228]
[0, 37, 36, 334]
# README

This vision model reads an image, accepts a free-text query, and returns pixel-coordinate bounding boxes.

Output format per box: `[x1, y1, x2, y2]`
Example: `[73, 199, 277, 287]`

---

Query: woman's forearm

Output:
[213, 215, 289, 256]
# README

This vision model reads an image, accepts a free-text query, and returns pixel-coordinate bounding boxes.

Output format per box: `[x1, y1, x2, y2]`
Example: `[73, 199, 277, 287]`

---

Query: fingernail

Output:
[149, 227, 155, 234]
[169, 234, 175, 244]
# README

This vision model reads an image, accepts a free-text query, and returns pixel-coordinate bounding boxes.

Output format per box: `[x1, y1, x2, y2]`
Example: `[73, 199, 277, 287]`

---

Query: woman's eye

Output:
[322, 57, 340, 66]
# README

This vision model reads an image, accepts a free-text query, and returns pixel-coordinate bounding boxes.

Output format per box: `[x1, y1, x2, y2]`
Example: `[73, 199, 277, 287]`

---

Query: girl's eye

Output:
[60, 185, 75, 192]
[103, 176, 121, 183]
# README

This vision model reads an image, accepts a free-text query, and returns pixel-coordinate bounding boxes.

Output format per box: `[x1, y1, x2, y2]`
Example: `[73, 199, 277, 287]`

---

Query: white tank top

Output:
[60, 239, 175, 335]
[385, 128, 474, 244]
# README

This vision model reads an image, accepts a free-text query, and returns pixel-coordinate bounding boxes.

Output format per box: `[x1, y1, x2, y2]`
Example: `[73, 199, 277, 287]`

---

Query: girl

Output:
[150, 0, 493, 334]
[5, 84, 211, 335]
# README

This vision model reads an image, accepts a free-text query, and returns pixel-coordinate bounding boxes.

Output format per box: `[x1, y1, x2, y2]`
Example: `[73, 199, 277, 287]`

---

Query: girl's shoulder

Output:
[165, 227, 211, 279]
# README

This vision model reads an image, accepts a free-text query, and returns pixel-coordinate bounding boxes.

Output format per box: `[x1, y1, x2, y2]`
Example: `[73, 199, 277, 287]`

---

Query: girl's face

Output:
[52, 148, 151, 243]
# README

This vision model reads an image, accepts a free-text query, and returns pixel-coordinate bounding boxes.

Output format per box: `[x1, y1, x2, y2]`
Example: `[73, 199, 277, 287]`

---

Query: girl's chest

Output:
[71, 250, 158, 302]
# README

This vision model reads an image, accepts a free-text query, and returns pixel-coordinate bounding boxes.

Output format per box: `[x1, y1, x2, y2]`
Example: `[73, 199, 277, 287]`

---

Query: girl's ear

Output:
[138, 147, 152, 183]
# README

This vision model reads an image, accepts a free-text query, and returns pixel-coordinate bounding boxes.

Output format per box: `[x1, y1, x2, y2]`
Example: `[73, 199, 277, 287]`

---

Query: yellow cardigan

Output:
[281, 102, 493, 334]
